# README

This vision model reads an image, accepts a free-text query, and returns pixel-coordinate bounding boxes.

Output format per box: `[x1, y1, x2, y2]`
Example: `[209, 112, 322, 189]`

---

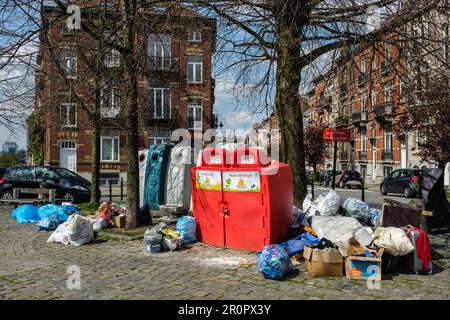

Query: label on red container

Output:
[196, 170, 222, 191]
[240, 155, 255, 164]
[222, 171, 261, 192]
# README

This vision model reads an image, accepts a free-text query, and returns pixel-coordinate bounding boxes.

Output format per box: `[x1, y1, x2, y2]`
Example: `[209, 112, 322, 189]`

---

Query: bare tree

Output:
[191, 0, 444, 206]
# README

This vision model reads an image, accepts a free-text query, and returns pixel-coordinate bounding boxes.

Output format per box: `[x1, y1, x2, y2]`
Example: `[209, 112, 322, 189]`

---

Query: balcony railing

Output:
[144, 106, 178, 121]
[100, 107, 120, 118]
[382, 149, 393, 161]
[351, 110, 368, 125]
[372, 103, 393, 121]
[359, 150, 368, 160]
[146, 56, 178, 71]
[335, 115, 349, 128]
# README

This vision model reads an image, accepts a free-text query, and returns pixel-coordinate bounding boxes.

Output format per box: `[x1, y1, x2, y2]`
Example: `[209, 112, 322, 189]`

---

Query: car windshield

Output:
[348, 171, 361, 178]
[54, 168, 79, 179]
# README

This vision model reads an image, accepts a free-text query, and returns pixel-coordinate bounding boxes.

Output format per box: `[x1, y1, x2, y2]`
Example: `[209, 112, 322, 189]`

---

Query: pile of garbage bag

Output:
[47, 214, 94, 246]
[10, 203, 81, 228]
[143, 222, 185, 253]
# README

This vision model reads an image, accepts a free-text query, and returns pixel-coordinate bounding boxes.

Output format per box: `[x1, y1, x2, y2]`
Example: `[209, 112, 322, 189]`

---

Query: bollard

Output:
[120, 177, 124, 201]
[109, 181, 112, 203]
[311, 178, 315, 199]
[361, 179, 365, 202]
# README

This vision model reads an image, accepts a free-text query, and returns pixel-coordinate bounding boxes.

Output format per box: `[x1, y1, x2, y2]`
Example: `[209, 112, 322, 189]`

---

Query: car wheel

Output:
[403, 187, 414, 198]
[0, 190, 14, 205]
[381, 185, 387, 196]
[63, 192, 75, 203]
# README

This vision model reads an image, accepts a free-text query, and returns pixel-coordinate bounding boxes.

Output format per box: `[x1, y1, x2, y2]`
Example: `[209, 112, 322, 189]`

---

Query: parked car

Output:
[335, 170, 364, 189]
[380, 169, 422, 198]
[0, 166, 92, 204]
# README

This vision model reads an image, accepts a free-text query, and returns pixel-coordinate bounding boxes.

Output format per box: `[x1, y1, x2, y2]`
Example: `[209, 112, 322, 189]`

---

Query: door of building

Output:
[60, 140, 77, 172]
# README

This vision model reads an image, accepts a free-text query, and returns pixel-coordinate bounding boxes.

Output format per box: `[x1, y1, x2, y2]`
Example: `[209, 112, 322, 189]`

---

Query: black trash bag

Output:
[421, 168, 450, 233]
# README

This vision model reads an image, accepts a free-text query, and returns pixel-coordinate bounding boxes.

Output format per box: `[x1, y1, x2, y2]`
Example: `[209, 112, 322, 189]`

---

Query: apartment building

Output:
[305, 4, 450, 184]
[36, 2, 217, 185]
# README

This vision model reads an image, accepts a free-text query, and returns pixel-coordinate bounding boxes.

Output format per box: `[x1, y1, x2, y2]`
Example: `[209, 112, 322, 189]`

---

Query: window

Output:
[188, 98, 202, 129]
[101, 86, 120, 117]
[385, 42, 391, 62]
[16, 167, 34, 179]
[148, 79, 171, 118]
[60, 103, 77, 127]
[105, 48, 121, 67]
[384, 82, 392, 103]
[100, 173, 120, 186]
[360, 57, 366, 73]
[371, 89, 377, 106]
[59, 50, 77, 77]
[187, 55, 203, 83]
[371, 55, 377, 72]
[391, 169, 401, 179]
[148, 33, 171, 69]
[361, 92, 367, 111]
[101, 131, 119, 162]
[148, 128, 171, 146]
[361, 127, 367, 152]
[60, 140, 76, 149]
[384, 166, 393, 178]
[350, 96, 355, 113]
[342, 99, 347, 115]
[384, 123, 393, 150]
[188, 31, 202, 42]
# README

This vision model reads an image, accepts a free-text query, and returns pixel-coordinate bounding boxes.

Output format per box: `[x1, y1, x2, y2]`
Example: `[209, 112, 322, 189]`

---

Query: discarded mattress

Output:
[11, 204, 39, 224]
[381, 199, 422, 228]
[311, 216, 373, 250]
[47, 214, 94, 246]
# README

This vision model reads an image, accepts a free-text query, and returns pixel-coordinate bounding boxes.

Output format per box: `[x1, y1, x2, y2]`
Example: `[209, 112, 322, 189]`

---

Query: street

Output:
[0, 205, 449, 300]
[307, 185, 414, 209]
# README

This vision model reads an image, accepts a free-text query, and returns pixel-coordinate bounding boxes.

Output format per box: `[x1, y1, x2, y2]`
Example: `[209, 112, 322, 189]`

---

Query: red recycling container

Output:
[192, 147, 293, 251]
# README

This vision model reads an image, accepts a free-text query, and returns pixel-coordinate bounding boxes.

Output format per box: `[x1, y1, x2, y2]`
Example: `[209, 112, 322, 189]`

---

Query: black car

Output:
[336, 170, 364, 189]
[0, 166, 92, 204]
[380, 169, 422, 198]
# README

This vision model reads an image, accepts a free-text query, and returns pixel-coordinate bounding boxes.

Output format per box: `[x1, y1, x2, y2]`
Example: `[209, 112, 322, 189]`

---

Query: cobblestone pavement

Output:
[1, 207, 449, 300]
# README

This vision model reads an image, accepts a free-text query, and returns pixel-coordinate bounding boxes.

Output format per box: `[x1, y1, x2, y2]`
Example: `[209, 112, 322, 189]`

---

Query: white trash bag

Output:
[316, 189, 342, 216]
[302, 194, 319, 217]
[372, 227, 415, 256]
[48, 214, 94, 246]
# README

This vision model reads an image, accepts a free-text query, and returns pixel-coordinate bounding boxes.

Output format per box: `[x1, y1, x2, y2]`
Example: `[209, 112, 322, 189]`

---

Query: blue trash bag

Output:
[38, 204, 68, 224]
[176, 216, 197, 244]
[11, 205, 39, 224]
[257, 244, 296, 280]
[36, 215, 58, 231]
[61, 205, 81, 215]
[278, 232, 320, 256]
[370, 208, 382, 227]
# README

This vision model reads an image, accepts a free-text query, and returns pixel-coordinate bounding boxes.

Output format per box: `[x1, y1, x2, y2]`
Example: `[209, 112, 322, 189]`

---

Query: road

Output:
[307, 185, 415, 209]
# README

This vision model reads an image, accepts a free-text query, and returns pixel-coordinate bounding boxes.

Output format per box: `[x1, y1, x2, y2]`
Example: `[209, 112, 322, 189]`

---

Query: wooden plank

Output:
[422, 210, 433, 217]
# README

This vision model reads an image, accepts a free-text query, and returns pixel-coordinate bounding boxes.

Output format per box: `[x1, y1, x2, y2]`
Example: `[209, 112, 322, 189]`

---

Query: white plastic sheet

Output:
[311, 216, 373, 251]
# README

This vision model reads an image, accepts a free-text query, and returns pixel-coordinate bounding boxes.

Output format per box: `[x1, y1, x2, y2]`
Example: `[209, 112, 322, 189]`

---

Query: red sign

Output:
[323, 128, 350, 142]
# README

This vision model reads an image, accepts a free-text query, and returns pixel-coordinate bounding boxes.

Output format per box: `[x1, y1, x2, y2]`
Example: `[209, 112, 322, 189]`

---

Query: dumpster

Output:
[143, 144, 173, 210]
[191, 147, 293, 251]
[162, 146, 192, 210]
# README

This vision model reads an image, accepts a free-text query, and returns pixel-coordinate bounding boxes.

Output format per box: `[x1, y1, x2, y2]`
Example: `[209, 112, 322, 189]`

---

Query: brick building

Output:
[36, 2, 217, 186]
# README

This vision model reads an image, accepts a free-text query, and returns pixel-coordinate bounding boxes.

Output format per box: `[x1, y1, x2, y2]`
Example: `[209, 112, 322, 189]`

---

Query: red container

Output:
[192, 147, 293, 251]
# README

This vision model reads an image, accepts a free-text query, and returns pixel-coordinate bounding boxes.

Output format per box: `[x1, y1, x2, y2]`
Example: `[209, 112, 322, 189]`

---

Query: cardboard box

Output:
[303, 246, 344, 277]
[112, 215, 126, 228]
[346, 237, 367, 256]
[345, 248, 384, 281]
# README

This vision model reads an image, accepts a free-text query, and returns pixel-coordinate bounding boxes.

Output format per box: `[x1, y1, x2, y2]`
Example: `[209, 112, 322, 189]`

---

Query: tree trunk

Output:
[90, 123, 101, 203]
[121, 0, 140, 229]
[274, 7, 308, 207]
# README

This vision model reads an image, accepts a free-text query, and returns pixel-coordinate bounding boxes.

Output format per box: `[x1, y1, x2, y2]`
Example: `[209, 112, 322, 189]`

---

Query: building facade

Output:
[36, 3, 217, 185]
